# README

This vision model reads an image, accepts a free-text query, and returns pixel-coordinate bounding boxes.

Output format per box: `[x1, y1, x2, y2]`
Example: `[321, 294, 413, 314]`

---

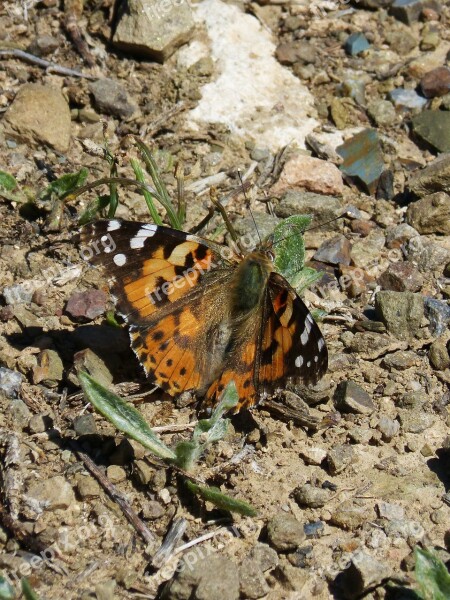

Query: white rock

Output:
[185, 0, 319, 151]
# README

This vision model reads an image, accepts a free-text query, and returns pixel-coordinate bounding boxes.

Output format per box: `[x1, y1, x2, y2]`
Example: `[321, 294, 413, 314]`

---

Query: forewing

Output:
[80, 219, 234, 395]
[80, 219, 231, 323]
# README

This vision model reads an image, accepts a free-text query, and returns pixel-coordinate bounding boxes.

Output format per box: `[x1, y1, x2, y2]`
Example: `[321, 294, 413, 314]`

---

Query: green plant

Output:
[414, 547, 450, 600]
[79, 372, 257, 517]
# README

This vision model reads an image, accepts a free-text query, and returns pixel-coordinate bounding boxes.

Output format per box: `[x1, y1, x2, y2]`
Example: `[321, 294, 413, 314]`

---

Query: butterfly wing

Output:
[206, 271, 327, 412]
[80, 220, 234, 395]
[259, 272, 328, 395]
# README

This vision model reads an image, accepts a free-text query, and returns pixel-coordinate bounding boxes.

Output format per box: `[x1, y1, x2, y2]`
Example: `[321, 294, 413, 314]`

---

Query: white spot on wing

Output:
[314, 355, 319, 362]
[130, 225, 158, 249]
[307, 360, 311, 367]
[295, 355, 304, 368]
[300, 328, 309, 345]
[318, 338, 325, 351]
[107, 220, 121, 231]
[113, 253, 126, 266]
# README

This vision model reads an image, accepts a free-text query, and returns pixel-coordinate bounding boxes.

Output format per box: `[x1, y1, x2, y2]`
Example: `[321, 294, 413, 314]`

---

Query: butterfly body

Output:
[80, 220, 327, 412]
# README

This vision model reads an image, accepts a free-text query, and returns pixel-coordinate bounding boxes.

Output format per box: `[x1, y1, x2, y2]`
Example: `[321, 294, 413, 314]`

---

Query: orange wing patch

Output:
[130, 306, 203, 395]
[206, 338, 258, 412]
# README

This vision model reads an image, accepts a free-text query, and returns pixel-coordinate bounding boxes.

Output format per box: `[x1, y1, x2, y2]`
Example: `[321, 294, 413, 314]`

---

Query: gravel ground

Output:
[0, 1, 449, 599]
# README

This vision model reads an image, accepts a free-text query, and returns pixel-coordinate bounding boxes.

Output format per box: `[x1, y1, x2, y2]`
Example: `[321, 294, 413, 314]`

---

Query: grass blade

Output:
[130, 159, 163, 225]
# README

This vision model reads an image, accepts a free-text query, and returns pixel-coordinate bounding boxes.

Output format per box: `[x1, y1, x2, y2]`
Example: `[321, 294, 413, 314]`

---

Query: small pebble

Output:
[267, 512, 306, 551]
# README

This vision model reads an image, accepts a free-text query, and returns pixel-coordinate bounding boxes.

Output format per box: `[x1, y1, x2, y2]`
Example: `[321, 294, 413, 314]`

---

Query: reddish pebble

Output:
[420, 67, 450, 98]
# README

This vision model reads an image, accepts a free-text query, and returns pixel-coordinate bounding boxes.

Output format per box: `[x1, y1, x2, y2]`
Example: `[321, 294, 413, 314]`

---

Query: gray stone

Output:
[26, 476, 75, 510]
[330, 500, 376, 530]
[406, 192, 450, 235]
[344, 33, 370, 56]
[385, 223, 419, 249]
[367, 100, 396, 127]
[429, 339, 450, 370]
[113, 0, 195, 62]
[66, 289, 108, 321]
[337, 551, 390, 599]
[2, 283, 34, 305]
[375, 291, 424, 340]
[73, 414, 97, 436]
[382, 350, 418, 370]
[142, 500, 165, 520]
[377, 501, 405, 520]
[313, 235, 352, 266]
[346, 333, 402, 360]
[337, 129, 385, 195]
[390, 0, 440, 24]
[248, 543, 279, 572]
[89, 79, 138, 119]
[275, 191, 344, 224]
[32, 349, 64, 387]
[404, 236, 450, 273]
[294, 483, 331, 508]
[408, 154, 450, 197]
[412, 110, 450, 153]
[334, 380, 375, 415]
[398, 391, 426, 409]
[267, 513, 306, 551]
[398, 409, 435, 433]
[10, 399, 31, 430]
[384, 29, 418, 55]
[0, 367, 23, 398]
[29, 414, 52, 434]
[424, 297, 450, 336]
[71, 348, 114, 388]
[388, 88, 427, 112]
[377, 416, 400, 441]
[3, 83, 71, 152]
[238, 559, 269, 599]
[327, 444, 355, 475]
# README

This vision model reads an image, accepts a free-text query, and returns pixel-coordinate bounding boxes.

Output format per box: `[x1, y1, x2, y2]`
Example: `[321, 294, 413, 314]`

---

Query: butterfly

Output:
[80, 219, 327, 413]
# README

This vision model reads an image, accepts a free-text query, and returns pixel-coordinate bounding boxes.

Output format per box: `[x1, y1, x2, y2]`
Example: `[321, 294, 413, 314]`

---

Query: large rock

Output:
[408, 154, 450, 197]
[186, 0, 320, 151]
[406, 192, 450, 234]
[3, 84, 71, 152]
[113, 0, 195, 62]
[411, 110, 450, 153]
[271, 154, 344, 197]
[375, 291, 424, 340]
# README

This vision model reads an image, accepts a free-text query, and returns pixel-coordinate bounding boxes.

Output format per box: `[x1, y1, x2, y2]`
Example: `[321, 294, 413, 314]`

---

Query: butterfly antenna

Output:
[238, 170, 262, 245]
[305, 210, 355, 233]
[274, 210, 355, 246]
[209, 187, 242, 247]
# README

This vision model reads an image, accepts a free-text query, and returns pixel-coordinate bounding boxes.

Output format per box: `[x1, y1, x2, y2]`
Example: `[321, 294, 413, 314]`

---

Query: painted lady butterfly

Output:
[80, 219, 327, 413]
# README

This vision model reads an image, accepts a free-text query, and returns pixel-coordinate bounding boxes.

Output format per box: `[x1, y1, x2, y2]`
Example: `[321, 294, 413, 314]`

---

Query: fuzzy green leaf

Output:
[272, 215, 311, 284]
[78, 371, 176, 461]
[415, 547, 450, 600]
[186, 480, 257, 517]
[0, 171, 17, 192]
[39, 168, 89, 203]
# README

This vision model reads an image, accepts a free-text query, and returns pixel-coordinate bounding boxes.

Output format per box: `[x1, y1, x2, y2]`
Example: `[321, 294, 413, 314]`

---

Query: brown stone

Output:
[420, 66, 450, 98]
[378, 261, 423, 292]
